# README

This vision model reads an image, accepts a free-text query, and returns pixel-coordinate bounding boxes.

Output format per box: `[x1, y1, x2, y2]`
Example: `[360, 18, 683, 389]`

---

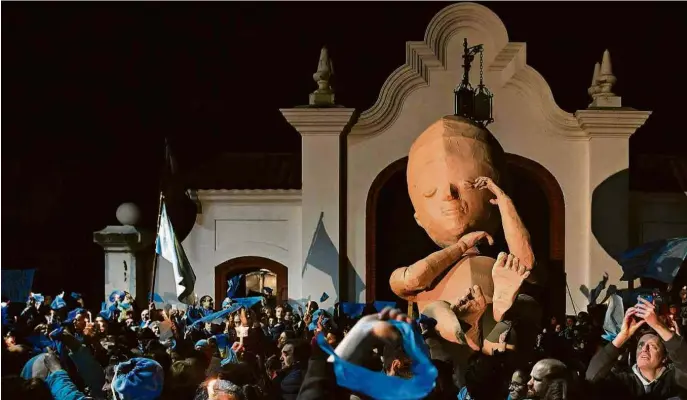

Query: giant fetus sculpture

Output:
[389, 115, 538, 351]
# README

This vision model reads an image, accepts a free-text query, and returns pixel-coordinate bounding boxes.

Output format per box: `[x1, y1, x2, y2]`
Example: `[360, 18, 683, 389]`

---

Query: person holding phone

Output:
[586, 297, 687, 399]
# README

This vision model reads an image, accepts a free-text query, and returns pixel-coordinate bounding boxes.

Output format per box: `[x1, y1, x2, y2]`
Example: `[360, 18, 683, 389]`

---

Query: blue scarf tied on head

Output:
[317, 319, 437, 400]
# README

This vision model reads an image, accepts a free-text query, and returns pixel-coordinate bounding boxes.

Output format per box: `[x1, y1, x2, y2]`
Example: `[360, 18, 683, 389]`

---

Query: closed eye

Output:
[423, 187, 437, 197]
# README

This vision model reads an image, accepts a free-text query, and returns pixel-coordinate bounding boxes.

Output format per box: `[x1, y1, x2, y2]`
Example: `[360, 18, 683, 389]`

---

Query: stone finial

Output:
[309, 47, 335, 107]
[589, 49, 621, 108]
[588, 62, 601, 98]
[116, 202, 141, 226]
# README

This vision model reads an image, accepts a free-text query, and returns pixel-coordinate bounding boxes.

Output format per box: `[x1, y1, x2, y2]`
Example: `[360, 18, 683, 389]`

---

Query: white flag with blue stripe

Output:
[156, 202, 196, 304]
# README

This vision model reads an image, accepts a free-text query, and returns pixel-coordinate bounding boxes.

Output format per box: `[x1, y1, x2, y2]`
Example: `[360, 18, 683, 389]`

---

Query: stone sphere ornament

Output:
[116, 202, 141, 226]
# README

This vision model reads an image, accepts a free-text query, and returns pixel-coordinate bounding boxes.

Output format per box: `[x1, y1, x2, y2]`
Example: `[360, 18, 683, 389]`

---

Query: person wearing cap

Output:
[111, 357, 164, 399]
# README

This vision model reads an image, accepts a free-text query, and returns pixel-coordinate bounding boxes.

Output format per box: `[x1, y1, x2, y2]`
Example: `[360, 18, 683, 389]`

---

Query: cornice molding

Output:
[575, 109, 652, 138]
[280, 108, 357, 136]
[197, 189, 302, 203]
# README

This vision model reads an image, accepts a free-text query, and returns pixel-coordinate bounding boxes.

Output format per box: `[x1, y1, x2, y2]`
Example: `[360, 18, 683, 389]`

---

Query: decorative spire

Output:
[588, 49, 621, 108]
[309, 47, 335, 107]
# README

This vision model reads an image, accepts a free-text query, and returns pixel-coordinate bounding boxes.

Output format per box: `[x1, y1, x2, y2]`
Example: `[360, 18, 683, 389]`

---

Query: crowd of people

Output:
[1, 280, 686, 399]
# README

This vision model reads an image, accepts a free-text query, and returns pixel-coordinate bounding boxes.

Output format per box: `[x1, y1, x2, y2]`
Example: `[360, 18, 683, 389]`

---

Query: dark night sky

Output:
[3, 2, 686, 306]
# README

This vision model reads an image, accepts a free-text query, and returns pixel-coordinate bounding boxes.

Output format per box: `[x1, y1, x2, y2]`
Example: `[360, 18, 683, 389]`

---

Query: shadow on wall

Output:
[592, 169, 631, 260]
[303, 212, 365, 305]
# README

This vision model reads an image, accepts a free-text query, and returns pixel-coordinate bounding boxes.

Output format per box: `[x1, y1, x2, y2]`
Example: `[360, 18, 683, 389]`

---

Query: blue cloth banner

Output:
[618, 237, 687, 283]
[320, 292, 330, 302]
[156, 202, 197, 304]
[191, 304, 242, 327]
[317, 320, 437, 400]
[1, 269, 36, 302]
[227, 275, 242, 298]
[231, 297, 262, 310]
[31, 293, 45, 303]
[373, 301, 397, 312]
[70, 292, 82, 300]
[340, 302, 366, 318]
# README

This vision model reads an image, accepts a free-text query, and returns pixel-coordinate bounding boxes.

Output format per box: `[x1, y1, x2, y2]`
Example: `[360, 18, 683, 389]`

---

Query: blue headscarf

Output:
[308, 309, 325, 331]
[109, 290, 126, 304]
[112, 358, 164, 400]
[317, 320, 437, 400]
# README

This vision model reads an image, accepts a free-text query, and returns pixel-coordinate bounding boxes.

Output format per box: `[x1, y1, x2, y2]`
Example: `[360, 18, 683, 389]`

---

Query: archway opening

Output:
[214, 256, 288, 307]
[366, 154, 566, 320]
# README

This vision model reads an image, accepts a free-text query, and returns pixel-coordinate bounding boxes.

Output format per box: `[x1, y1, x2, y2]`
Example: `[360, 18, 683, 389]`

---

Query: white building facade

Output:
[97, 2, 687, 314]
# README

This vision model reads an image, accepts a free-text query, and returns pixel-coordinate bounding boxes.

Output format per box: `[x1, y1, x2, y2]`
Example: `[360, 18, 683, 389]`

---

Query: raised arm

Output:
[474, 177, 539, 284]
[389, 231, 494, 300]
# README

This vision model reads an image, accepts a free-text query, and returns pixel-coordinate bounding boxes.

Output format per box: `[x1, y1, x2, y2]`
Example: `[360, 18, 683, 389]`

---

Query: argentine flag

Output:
[156, 202, 196, 304]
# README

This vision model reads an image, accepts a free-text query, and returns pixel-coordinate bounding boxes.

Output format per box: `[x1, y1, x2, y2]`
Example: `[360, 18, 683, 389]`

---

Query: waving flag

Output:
[156, 202, 196, 304]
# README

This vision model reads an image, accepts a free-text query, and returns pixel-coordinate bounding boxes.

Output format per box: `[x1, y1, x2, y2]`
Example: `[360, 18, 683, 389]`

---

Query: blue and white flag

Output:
[156, 202, 196, 304]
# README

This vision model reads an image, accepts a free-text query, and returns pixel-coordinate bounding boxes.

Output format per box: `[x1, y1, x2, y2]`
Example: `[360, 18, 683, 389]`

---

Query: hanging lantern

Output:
[453, 38, 494, 127]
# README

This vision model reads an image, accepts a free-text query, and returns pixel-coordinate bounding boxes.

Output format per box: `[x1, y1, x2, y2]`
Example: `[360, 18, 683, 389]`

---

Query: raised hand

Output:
[473, 176, 507, 205]
[43, 348, 64, 373]
[458, 230, 495, 250]
[635, 297, 662, 330]
[616, 307, 646, 346]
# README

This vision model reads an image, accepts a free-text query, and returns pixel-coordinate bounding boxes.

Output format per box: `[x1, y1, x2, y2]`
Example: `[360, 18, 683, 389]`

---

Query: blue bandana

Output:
[317, 320, 437, 400]
[221, 297, 232, 308]
[65, 308, 85, 324]
[109, 290, 126, 304]
[373, 301, 397, 313]
[112, 358, 164, 400]
[220, 348, 240, 367]
[30, 293, 45, 303]
[50, 295, 66, 310]
[308, 309, 324, 331]
[341, 302, 366, 318]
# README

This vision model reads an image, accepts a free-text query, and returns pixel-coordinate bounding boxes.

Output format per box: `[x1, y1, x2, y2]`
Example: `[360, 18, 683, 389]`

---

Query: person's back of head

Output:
[2, 376, 53, 400]
[164, 359, 207, 400]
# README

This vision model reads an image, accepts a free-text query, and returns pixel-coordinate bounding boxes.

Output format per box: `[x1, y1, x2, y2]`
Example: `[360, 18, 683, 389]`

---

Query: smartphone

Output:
[638, 294, 654, 304]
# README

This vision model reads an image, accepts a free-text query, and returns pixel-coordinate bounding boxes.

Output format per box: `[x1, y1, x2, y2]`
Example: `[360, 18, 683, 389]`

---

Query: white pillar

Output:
[93, 203, 154, 304]
[572, 109, 650, 312]
[280, 107, 356, 307]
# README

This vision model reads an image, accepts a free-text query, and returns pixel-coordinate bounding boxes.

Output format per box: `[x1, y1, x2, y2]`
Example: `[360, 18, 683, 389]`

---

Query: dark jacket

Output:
[275, 362, 307, 400]
[586, 335, 687, 399]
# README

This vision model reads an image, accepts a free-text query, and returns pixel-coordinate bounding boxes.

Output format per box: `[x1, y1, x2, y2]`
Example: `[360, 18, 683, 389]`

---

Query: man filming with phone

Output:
[586, 296, 687, 399]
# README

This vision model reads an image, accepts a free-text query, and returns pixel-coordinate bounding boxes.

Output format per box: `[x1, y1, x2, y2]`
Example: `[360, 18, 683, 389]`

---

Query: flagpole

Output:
[150, 191, 164, 303]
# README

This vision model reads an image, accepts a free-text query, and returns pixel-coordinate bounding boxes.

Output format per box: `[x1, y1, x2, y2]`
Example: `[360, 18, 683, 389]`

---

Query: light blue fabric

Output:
[31, 293, 45, 303]
[602, 293, 624, 342]
[51, 295, 67, 310]
[190, 304, 242, 327]
[232, 297, 262, 309]
[112, 358, 164, 400]
[308, 309, 324, 331]
[320, 292, 330, 302]
[227, 275, 242, 298]
[618, 237, 687, 283]
[341, 302, 366, 318]
[317, 320, 437, 400]
[373, 301, 397, 313]
[45, 370, 89, 400]
[109, 290, 126, 304]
